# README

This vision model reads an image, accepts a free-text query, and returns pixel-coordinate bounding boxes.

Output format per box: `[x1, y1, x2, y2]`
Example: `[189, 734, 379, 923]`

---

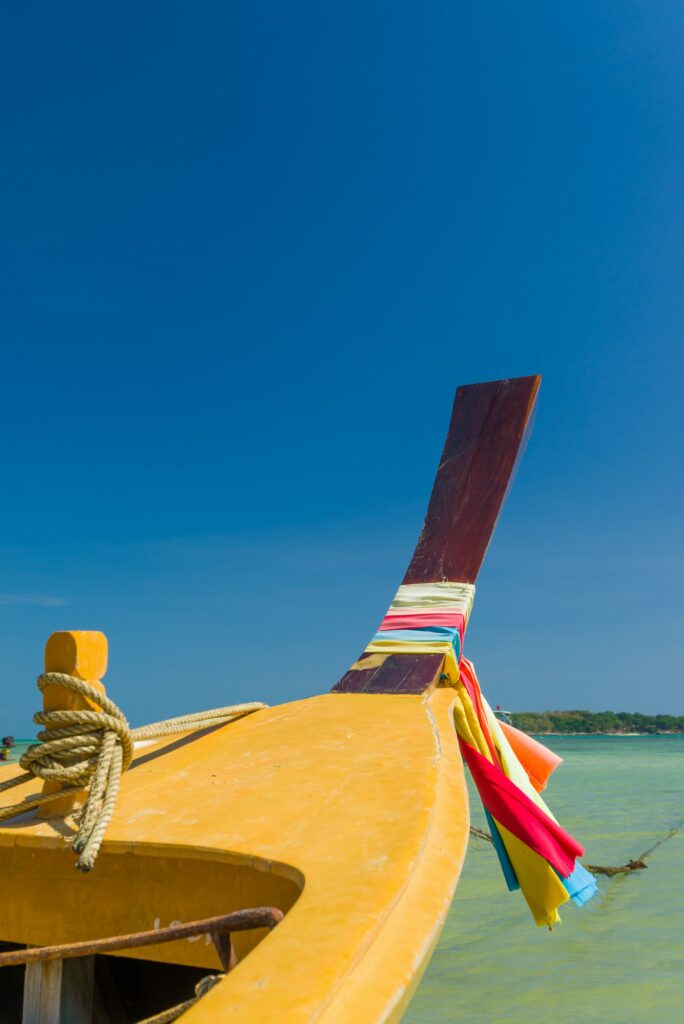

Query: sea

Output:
[404, 735, 684, 1024]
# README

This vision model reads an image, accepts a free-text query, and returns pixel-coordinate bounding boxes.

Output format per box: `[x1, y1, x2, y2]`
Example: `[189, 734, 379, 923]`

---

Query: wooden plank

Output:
[23, 956, 94, 1024]
[332, 654, 444, 694]
[23, 960, 62, 1024]
[93, 957, 128, 1024]
[403, 375, 540, 584]
[330, 376, 540, 695]
[58, 957, 95, 1024]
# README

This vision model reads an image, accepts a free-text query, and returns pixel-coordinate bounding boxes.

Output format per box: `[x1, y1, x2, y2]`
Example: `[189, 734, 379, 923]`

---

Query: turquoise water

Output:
[0, 739, 34, 763]
[405, 736, 684, 1023]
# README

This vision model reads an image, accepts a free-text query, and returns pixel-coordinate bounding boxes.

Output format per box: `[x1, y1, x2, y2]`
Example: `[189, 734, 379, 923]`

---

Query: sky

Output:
[1, 1, 683, 733]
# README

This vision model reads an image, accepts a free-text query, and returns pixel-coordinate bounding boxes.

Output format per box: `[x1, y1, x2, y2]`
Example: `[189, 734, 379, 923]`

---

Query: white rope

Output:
[0, 673, 267, 871]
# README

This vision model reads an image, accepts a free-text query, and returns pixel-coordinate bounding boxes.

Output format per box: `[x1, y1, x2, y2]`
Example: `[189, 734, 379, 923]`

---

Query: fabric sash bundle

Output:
[366, 582, 596, 927]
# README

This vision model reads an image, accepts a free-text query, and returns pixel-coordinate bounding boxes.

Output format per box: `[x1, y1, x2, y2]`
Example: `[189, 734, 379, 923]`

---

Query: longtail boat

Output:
[0, 375, 595, 1023]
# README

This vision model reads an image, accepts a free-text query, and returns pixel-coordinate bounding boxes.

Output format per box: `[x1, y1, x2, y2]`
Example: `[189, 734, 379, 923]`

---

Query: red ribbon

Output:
[459, 739, 584, 877]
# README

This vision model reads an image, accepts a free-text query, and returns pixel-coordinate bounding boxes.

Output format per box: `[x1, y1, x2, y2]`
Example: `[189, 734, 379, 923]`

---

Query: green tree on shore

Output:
[509, 710, 684, 734]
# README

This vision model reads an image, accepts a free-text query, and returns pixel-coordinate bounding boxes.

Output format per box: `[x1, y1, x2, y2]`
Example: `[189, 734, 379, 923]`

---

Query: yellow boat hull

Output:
[0, 686, 468, 1022]
[0, 376, 542, 1020]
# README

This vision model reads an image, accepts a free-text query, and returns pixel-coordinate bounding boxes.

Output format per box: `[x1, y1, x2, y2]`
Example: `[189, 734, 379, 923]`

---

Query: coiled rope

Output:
[0, 672, 267, 872]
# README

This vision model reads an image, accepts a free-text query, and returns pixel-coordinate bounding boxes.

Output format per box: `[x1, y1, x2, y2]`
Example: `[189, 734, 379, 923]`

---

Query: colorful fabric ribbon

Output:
[364, 582, 597, 927]
[365, 582, 474, 679]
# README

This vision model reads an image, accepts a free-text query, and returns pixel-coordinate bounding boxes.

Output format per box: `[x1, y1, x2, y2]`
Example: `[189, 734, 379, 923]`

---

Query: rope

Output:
[468, 823, 668, 876]
[0, 673, 267, 871]
[136, 973, 224, 1024]
[469, 825, 494, 843]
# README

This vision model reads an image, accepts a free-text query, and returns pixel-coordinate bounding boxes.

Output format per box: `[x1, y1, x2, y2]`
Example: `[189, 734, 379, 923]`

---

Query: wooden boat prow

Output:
[0, 376, 540, 1023]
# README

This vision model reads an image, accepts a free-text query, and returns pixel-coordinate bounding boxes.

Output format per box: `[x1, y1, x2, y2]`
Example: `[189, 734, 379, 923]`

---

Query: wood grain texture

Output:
[331, 654, 444, 695]
[403, 375, 540, 584]
[331, 376, 539, 694]
[22, 956, 94, 1024]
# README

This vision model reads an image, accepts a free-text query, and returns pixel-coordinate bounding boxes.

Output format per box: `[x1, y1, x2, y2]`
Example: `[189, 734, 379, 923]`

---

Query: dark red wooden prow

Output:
[331, 375, 541, 695]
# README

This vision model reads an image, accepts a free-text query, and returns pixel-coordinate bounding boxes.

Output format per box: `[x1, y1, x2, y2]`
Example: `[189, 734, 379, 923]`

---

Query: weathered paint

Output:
[0, 687, 468, 1022]
[404, 375, 540, 585]
[333, 377, 541, 697]
[331, 652, 444, 694]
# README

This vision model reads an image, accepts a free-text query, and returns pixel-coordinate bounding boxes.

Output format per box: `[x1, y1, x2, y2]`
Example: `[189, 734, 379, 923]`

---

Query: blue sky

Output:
[1, 1, 683, 733]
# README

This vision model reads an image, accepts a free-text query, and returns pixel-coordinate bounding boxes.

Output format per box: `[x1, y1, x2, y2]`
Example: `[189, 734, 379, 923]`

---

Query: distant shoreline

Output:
[531, 731, 684, 737]
[509, 710, 684, 735]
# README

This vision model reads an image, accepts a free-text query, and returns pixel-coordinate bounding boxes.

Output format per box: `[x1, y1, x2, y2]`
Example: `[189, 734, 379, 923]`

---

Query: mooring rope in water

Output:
[0, 672, 267, 871]
[469, 823, 684, 876]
